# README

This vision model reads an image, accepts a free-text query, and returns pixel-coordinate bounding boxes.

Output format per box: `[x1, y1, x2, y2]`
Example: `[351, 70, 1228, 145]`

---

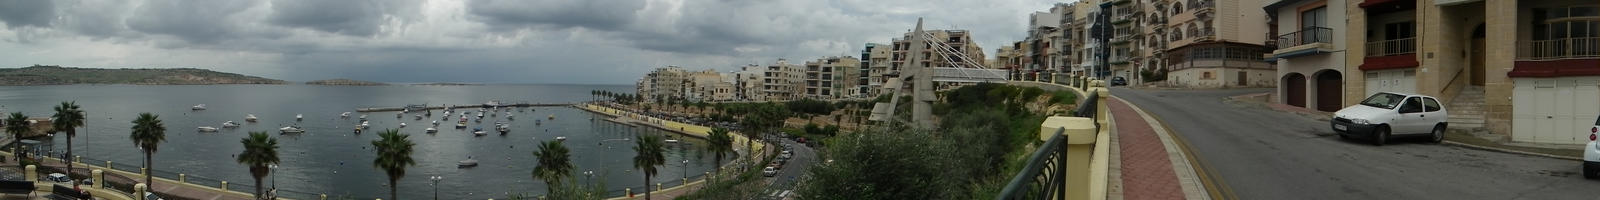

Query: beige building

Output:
[1343, 0, 1600, 144]
[886, 29, 987, 91]
[803, 56, 863, 99]
[1266, 0, 1350, 112]
[1162, 0, 1277, 88]
[863, 43, 892, 97]
[637, 66, 688, 103]
[734, 64, 767, 101]
[763, 59, 805, 101]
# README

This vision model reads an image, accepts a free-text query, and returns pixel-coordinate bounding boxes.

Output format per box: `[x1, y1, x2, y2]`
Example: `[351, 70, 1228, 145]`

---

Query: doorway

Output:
[1285, 73, 1307, 107]
[1238, 71, 1249, 86]
[1315, 70, 1343, 112]
[1472, 23, 1486, 86]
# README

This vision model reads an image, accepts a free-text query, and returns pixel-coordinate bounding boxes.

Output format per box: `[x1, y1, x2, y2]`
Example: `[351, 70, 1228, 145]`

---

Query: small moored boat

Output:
[555, 136, 567, 141]
[191, 104, 207, 110]
[425, 127, 438, 133]
[473, 128, 487, 136]
[458, 158, 479, 168]
[197, 126, 218, 132]
[279, 126, 306, 134]
[245, 114, 259, 122]
[296, 114, 303, 121]
[222, 121, 241, 128]
[341, 112, 351, 118]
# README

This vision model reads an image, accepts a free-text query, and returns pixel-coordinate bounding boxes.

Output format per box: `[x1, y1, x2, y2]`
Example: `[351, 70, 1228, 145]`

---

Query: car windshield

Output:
[1359, 93, 1406, 109]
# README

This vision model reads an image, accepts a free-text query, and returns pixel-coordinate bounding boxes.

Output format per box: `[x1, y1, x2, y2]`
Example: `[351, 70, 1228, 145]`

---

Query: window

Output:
[1423, 97, 1441, 112]
[1401, 97, 1424, 113]
[1172, 3, 1184, 15]
[1531, 6, 1600, 41]
[1201, 71, 1213, 79]
[1301, 7, 1327, 28]
[1383, 22, 1415, 40]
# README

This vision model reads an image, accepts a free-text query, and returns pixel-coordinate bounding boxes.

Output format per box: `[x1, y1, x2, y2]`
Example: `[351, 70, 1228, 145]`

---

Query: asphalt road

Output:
[760, 138, 816, 199]
[1111, 88, 1600, 200]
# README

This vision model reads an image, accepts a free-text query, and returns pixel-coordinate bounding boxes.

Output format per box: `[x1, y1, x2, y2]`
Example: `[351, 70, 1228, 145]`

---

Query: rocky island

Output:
[305, 79, 388, 86]
[0, 65, 286, 85]
[413, 82, 484, 86]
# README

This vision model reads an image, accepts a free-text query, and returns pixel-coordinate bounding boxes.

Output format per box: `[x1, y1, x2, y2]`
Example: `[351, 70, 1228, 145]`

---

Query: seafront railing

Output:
[997, 81, 1110, 200]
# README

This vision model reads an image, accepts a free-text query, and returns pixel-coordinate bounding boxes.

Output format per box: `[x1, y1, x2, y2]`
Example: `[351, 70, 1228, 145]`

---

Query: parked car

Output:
[1583, 115, 1600, 179]
[1330, 92, 1448, 146]
[763, 167, 778, 177]
[1110, 77, 1128, 86]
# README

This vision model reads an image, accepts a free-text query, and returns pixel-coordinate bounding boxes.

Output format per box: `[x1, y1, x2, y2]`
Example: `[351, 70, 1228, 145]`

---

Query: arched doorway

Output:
[1283, 73, 1306, 107]
[1314, 70, 1343, 112]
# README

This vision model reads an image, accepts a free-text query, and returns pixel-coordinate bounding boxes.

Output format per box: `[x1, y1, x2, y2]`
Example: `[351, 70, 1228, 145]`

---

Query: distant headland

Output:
[0, 65, 286, 85]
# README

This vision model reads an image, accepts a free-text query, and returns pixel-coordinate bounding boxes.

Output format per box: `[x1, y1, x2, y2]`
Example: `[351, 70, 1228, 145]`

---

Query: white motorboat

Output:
[425, 127, 438, 133]
[245, 114, 258, 122]
[431, 120, 439, 126]
[399, 123, 407, 128]
[191, 104, 207, 110]
[473, 128, 487, 136]
[341, 112, 351, 118]
[414, 115, 423, 120]
[359, 115, 368, 120]
[496, 123, 510, 134]
[222, 121, 241, 128]
[555, 136, 567, 141]
[296, 114, 303, 121]
[507, 113, 514, 120]
[458, 158, 479, 168]
[197, 126, 218, 132]
[358, 121, 371, 129]
[455, 122, 467, 129]
[279, 126, 306, 134]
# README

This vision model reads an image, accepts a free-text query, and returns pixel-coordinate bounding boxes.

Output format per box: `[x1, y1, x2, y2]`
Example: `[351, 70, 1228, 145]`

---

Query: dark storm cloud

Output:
[0, 0, 56, 28]
[125, 0, 259, 43]
[55, 0, 133, 39]
[267, 0, 383, 36]
[465, 0, 645, 32]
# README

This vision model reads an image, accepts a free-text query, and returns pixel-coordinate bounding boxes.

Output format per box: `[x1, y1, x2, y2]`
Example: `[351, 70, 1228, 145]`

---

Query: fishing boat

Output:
[359, 115, 368, 120]
[496, 123, 510, 134]
[245, 114, 259, 122]
[197, 126, 218, 132]
[399, 123, 407, 128]
[425, 127, 438, 133]
[455, 122, 467, 129]
[279, 126, 306, 134]
[222, 121, 241, 128]
[473, 128, 487, 136]
[555, 136, 568, 141]
[191, 104, 207, 110]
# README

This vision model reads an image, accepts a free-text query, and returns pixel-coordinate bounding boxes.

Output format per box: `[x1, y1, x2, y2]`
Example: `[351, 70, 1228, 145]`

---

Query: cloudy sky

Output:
[0, 0, 1064, 85]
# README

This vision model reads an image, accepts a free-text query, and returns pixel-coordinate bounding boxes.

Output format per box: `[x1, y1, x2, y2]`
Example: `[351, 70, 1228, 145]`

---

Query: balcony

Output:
[1509, 37, 1600, 78]
[1365, 37, 1415, 57]
[1269, 27, 1336, 59]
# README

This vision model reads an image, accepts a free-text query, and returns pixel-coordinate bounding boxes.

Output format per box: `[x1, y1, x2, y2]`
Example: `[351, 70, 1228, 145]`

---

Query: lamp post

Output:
[681, 160, 689, 181]
[583, 171, 594, 186]
[430, 175, 443, 200]
[268, 164, 277, 191]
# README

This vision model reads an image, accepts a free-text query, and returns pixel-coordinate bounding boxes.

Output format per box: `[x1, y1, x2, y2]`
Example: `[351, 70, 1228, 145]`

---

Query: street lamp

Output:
[430, 175, 443, 200]
[583, 171, 595, 186]
[268, 164, 278, 191]
[681, 159, 689, 181]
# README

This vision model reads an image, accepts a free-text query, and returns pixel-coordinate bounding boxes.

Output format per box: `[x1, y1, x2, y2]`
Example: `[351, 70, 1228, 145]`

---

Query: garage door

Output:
[1365, 69, 1416, 97]
[1513, 78, 1600, 144]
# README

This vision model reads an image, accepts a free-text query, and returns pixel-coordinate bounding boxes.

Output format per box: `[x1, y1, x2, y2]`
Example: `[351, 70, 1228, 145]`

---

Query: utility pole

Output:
[1096, 3, 1113, 80]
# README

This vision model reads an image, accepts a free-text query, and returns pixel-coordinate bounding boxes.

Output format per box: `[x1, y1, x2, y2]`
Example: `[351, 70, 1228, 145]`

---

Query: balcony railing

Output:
[1517, 37, 1600, 60]
[1365, 37, 1416, 57]
[1276, 27, 1333, 49]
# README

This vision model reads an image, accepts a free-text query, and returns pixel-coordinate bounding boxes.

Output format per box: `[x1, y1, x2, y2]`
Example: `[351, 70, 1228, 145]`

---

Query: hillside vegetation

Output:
[0, 65, 286, 85]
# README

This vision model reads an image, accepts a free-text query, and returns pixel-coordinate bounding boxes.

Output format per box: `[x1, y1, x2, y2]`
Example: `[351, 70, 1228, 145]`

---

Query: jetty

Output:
[356, 102, 573, 112]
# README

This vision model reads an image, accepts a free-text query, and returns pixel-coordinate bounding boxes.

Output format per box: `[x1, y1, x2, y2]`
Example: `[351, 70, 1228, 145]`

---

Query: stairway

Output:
[1448, 86, 1486, 130]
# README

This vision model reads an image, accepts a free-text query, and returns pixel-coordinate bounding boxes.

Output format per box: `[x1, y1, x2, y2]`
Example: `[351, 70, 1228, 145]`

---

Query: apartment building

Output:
[874, 29, 987, 91]
[762, 59, 805, 101]
[1266, 0, 1349, 112]
[734, 64, 767, 101]
[1158, 0, 1278, 88]
[862, 43, 891, 97]
[1341, 0, 1599, 144]
[803, 56, 863, 99]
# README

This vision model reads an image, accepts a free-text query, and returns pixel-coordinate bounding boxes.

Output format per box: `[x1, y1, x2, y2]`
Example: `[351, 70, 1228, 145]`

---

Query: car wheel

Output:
[1429, 125, 1445, 144]
[1372, 126, 1390, 146]
[1586, 163, 1600, 179]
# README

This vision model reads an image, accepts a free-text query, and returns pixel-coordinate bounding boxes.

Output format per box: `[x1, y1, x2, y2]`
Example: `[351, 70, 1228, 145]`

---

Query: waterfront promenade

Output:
[577, 103, 770, 200]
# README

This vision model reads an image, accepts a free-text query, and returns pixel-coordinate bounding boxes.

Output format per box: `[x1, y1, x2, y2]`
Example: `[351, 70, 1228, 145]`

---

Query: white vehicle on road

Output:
[763, 167, 778, 177]
[1330, 92, 1448, 146]
[1583, 115, 1600, 179]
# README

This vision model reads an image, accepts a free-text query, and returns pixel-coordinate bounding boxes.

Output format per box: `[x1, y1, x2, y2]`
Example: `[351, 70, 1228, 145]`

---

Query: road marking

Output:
[1113, 96, 1239, 200]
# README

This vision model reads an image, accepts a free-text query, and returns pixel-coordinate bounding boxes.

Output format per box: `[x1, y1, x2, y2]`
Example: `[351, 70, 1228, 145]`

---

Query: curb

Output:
[1441, 140, 1584, 161]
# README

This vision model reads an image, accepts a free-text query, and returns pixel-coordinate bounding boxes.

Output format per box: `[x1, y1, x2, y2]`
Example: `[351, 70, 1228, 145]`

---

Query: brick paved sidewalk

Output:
[1108, 98, 1187, 200]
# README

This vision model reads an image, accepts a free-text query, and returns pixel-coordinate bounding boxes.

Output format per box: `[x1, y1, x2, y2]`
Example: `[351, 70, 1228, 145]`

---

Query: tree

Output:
[52, 101, 85, 187]
[130, 113, 166, 188]
[632, 134, 666, 200]
[705, 128, 733, 176]
[236, 131, 280, 198]
[532, 140, 573, 194]
[371, 129, 416, 200]
[738, 103, 788, 160]
[4, 112, 30, 166]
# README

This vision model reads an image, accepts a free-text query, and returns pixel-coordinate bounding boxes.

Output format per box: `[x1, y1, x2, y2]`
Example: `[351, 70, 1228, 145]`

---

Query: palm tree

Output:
[532, 140, 572, 193]
[130, 113, 166, 188]
[705, 128, 733, 178]
[371, 129, 416, 200]
[632, 134, 665, 200]
[51, 101, 85, 186]
[236, 131, 279, 199]
[5, 112, 31, 166]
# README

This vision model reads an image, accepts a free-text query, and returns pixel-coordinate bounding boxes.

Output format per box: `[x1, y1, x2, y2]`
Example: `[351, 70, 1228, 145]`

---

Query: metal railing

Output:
[1276, 27, 1334, 49]
[1365, 37, 1416, 57]
[997, 91, 1099, 200]
[1517, 37, 1600, 60]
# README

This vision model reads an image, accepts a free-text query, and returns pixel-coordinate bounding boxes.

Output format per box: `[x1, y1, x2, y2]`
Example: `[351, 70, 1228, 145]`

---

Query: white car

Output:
[1331, 92, 1448, 146]
[763, 167, 778, 177]
[1583, 115, 1600, 179]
